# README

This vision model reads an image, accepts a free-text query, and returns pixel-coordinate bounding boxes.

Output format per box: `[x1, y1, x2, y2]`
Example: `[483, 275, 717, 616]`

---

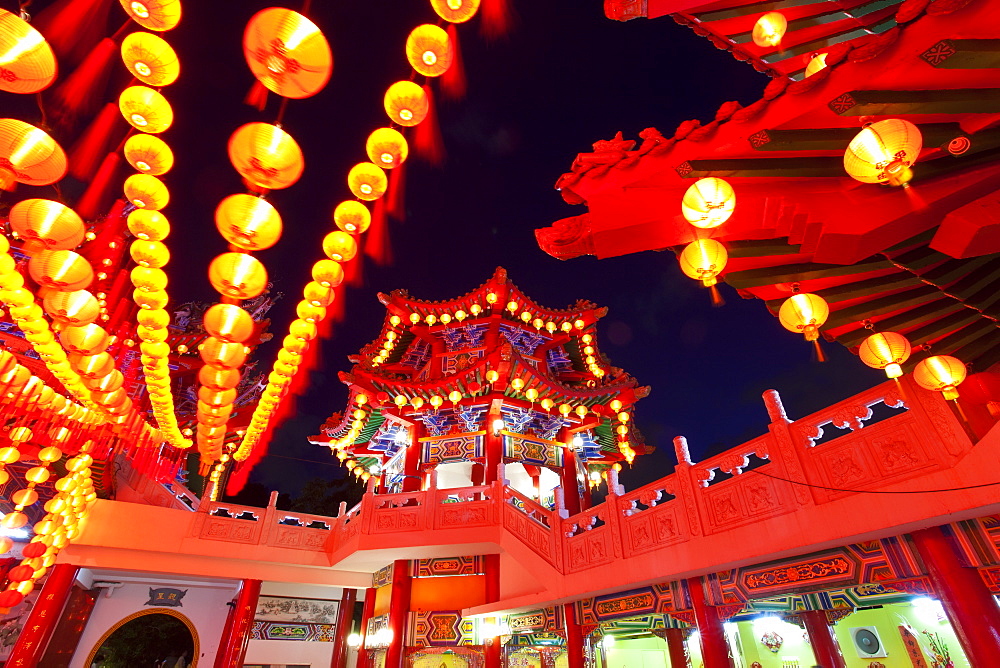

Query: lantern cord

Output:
[892, 377, 909, 403]
[750, 467, 1000, 494]
[812, 339, 827, 363]
[709, 284, 724, 307]
[274, 97, 290, 127]
[953, 398, 968, 423]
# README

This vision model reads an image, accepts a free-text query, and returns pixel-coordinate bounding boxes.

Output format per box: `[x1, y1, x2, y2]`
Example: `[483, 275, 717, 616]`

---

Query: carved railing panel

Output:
[562, 505, 617, 573]
[503, 487, 560, 567]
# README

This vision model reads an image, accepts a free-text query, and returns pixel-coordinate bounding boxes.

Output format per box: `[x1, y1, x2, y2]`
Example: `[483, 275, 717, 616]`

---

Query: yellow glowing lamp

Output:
[215, 194, 282, 251]
[59, 324, 110, 356]
[913, 355, 967, 401]
[858, 331, 911, 379]
[406, 24, 452, 77]
[312, 259, 344, 288]
[127, 209, 170, 241]
[845, 119, 922, 187]
[119, 0, 181, 31]
[130, 240, 170, 268]
[0, 9, 57, 94]
[29, 250, 93, 292]
[304, 281, 335, 307]
[752, 12, 787, 47]
[0, 119, 66, 189]
[124, 173, 169, 210]
[204, 304, 255, 343]
[124, 134, 174, 175]
[228, 123, 304, 190]
[334, 200, 371, 234]
[778, 292, 829, 343]
[804, 53, 828, 78]
[348, 162, 387, 201]
[199, 337, 247, 369]
[678, 239, 727, 287]
[120, 31, 179, 86]
[208, 252, 268, 300]
[681, 178, 735, 229]
[243, 7, 332, 99]
[322, 231, 358, 263]
[9, 199, 84, 251]
[384, 81, 429, 127]
[119, 86, 173, 133]
[431, 0, 481, 22]
[366, 127, 408, 169]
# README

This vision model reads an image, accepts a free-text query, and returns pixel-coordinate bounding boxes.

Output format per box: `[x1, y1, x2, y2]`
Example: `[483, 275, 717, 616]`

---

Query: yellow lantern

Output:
[804, 52, 828, 78]
[130, 240, 170, 268]
[203, 303, 255, 343]
[0, 119, 67, 189]
[678, 239, 727, 303]
[59, 324, 110, 355]
[133, 288, 168, 310]
[681, 178, 735, 229]
[130, 266, 168, 292]
[127, 209, 170, 241]
[69, 352, 114, 379]
[845, 119, 922, 187]
[311, 259, 344, 288]
[208, 252, 268, 300]
[858, 331, 911, 379]
[384, 81, 428, 127]
[228, 123, 304, 190]
[406, 24, 452, 78]
[119, 86, 173, 133]
[243, 7, 332, 99]
[333, 200, 371, 234]
[118, 0, 182, 31]
[9, 199, 85, 251]
[779, 292, 830, 360]
[304, 281, 335, 308]
[430, 0, 481, 23]
[290, 319, 317, 341]
[752, 12, 787, 47]
[0, 8, 57, 94]
[125, 173, 170, 210]
[199, 337, 247, 369]
[913, 355, 967, 401]
[348, 162, 387, 201]
[322, 231, 358, 263]
[296, 301, 325, 323]
[123, 134, 174, 175]
[215, 194, 282, 251]
[199, 364, 240, 391]
[29, 250, 93, 292]
[120, 31, 179, 86]
[366, 128, 408, 170]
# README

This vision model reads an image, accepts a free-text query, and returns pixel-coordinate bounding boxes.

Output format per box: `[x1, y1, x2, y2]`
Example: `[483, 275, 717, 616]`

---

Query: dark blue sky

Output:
[158, 0, 886, 496]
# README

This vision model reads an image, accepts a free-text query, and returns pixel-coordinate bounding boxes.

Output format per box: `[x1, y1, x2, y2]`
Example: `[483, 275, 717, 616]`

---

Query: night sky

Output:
[99, 0, 886, 495]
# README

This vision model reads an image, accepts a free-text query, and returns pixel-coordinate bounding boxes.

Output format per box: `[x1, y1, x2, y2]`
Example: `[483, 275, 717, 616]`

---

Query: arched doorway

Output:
[84, 608, 199, 668]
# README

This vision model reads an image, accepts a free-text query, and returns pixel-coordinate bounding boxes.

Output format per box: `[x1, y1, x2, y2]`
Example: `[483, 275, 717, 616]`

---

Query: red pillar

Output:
[484, 554, 502, 668]
[357, 587, 376, 668]
[402, 427, 421, 493]
[563, 603, 585, 668]
[485, 403, 503, 484]
[911, 526, 1000, 664]
[330, 588, 357, 668]
[686, 577, 732, 668]
[385, 560, 412, 668]
[560, 446, 582, 516]
[214, 578, 261, 668]
[800, 610, 846, 668]
[665, 628, 689, 668]
[6, 563, 79, 666]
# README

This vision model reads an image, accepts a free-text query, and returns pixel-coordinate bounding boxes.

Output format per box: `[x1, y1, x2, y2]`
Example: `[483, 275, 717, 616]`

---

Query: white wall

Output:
[69, 578, 239, 668]
[245, 638, 334, 667]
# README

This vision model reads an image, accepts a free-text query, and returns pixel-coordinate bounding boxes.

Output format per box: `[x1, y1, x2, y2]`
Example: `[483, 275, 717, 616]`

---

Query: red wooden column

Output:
[559, 430, 582, 516]
[385, 560, 412, 668]
[330, 588, 357, 668]
[563, 603, 585, 668]
[485, 401, 504, 484]
[402, 425, 422, 493]
[484, 554, 502, 668]
[911, 526, 1000, 664]
[800, 610, 846, 668]
[685, 577, 733, 668]
[6, 563, 79, 667]
[664, 628, 689, 668]
[357, 587, 376, 668]
[214, 578, 261, 668]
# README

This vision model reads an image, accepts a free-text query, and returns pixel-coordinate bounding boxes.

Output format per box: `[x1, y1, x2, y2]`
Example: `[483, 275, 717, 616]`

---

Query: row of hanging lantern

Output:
[200, 6, 334, 474]
[117, 2, 190, 449]
[234, 0, 482, 466]
[677, 176, 735, 306]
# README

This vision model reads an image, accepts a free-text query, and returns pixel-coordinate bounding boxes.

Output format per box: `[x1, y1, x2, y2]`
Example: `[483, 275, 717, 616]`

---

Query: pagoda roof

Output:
[538, 0, 1000, 370]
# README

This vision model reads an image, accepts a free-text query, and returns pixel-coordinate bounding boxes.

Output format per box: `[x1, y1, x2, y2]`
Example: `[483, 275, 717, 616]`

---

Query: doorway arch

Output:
[84, 607, 199, 667]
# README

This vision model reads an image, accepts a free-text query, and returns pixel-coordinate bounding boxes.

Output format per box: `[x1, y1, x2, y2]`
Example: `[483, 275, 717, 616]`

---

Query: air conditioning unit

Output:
[850, 626, 888, 658]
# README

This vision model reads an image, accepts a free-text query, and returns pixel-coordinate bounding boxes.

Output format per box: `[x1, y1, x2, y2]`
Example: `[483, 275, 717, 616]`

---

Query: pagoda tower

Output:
[316, 267, 650, 513]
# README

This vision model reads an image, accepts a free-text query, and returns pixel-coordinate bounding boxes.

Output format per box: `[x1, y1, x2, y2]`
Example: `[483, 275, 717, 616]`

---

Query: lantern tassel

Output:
[414, 85, 446, 166]
[244, 80, 269, 111]
[441, 25, 467, 100]
[709, 284, 724, 307]
[329, 286, 346, 323]
[344, 253, 364, 288]
[812, 339, 827, 363]
[68, 102, 123, 181]
[480, 0, 513, 39]
[892, 377, 910, 403]
[75, 152, 121, 220]
[33, 0, 113, 67]
[387, 161, 406, 221]
[953, 397, 969, 424]
[51, 38, 117, 131]
[365, 196, 392, 266]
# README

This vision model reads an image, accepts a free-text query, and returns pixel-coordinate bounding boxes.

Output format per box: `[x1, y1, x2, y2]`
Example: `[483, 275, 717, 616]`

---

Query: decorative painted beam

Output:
[922, 40, 1000, 70]
[728, 0, 899, 43]
[829, 88, 1000, 116]
[749, 123, 966, 152]
[725, 258, 893, 289]
[835, 300, 962, 347]
[761, 17, 896, 63]
[675, 156, 843, 178]
[822, 284, 940, 329]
